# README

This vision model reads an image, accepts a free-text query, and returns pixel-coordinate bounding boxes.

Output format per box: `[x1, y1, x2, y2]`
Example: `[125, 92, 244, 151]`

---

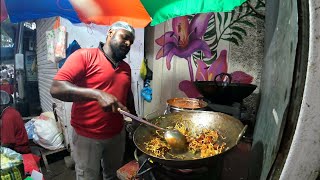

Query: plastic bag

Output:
[0, 147, 24, 180]
[33, 112, 64, 150]
[141, 80, 152, 102]
[24, 120, 35, 140]
[139, 58, 153, 81]
[54, 26, 67, 60]
[46, 19, 67, 63]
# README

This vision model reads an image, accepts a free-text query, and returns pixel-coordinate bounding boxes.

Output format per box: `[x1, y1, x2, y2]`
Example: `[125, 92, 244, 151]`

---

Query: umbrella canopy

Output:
[3, 0, 80, 24]
[0, 0, 8, 22]
[141, 0, 247, 26]
[69, 0, 151, 28]
[1, 0, 246, 28]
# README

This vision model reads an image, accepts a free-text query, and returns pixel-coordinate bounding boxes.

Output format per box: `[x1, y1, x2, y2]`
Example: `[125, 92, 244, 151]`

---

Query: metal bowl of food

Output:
[166, 97, 208, 113]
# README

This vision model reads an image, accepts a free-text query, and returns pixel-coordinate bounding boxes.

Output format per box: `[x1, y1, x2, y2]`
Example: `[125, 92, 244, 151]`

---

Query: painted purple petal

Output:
[195, 60, 208, 81]
[156, 42, 176, 59]
[155, 31, 178, 46]
[198, 40, 212, 58]
[230, 71, 254, 84]
[179, 80, 202, 98]
[189, 13, 214, 40]
[172, 16, 190, 48]
[166, 51, 175, 70]
[207, 50, 228, 81]
[173, 39, 212, 59]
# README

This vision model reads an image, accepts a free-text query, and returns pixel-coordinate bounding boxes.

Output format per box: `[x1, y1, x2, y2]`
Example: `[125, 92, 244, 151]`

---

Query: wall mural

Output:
[155, 1, 265, 98]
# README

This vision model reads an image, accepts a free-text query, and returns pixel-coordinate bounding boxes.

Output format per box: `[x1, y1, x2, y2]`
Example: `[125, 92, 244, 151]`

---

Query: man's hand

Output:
[96, 90, 129, 113]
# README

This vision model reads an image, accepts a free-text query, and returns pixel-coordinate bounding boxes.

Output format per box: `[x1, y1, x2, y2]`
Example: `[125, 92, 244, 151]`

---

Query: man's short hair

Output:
[108, 21, 135, 38]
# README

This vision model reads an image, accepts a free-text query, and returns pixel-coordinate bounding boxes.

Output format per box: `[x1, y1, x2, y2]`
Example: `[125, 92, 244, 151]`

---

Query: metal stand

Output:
[40, 147, 67, 172]
[206, 102, 242, 119]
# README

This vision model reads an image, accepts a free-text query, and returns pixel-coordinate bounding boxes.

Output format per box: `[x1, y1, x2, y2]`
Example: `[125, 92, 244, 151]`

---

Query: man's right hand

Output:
[96, 90, 129, 113]
[50, 80, 129, 113]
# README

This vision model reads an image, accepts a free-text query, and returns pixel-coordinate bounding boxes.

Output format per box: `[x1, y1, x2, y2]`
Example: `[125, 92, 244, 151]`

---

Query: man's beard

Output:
[110, 41, 129, 61]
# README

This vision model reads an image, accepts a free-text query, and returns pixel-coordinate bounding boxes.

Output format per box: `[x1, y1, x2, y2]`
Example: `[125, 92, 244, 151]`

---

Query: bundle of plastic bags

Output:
[46, 17, 67, 63]
[0, 147, 24, 180]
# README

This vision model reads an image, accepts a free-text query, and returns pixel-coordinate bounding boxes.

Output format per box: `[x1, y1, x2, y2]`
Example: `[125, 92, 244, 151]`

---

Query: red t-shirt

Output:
[54, 48, 131, 139]
[0, 107, 31, 154]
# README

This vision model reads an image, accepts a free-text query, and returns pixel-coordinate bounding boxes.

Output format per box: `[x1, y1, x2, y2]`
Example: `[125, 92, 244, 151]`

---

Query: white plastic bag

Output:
[33, 112, 64, 150]
[46, 26, 66, 63]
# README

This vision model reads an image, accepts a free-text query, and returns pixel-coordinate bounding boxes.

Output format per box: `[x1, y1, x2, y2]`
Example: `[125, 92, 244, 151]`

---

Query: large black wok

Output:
[133, 111, 246, 168]
[194, 73, 257, 105]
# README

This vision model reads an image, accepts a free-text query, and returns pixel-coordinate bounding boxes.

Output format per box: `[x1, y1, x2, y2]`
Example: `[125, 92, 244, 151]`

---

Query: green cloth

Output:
[141, 0, 247, 26]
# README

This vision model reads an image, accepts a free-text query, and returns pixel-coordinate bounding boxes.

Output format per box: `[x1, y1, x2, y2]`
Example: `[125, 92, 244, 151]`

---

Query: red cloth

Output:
[117, 160, 139, 180]
[0, 107, 31, 154]
[22, 154, 41, 174]
[54, 48, 131, 139]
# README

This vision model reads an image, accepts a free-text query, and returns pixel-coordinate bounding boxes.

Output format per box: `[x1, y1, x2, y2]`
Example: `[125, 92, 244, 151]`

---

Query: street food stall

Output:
[1, 0, 319, 180]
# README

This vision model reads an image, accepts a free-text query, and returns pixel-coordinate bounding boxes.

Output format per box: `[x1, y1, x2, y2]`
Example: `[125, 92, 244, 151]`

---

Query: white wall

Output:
[280, 0, 320, 179]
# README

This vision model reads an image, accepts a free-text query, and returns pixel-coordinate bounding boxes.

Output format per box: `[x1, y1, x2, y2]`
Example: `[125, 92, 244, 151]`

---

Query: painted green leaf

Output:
[224, 12, 229, 26]
[256, 0, 265, 9]
[238, 20, 255, 27]
[230, 26, 247, 36]
[225, 32, 243, 42]
[239, 4, 243, 14]
[217, 13, 222, 31]
[222, 37, 239, 46]
[230, 10, 235, 22]
[231, 31, 244, 42]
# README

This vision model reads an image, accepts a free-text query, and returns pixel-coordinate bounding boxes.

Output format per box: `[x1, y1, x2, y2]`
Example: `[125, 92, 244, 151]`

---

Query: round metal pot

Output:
[166, 97, 208, 114]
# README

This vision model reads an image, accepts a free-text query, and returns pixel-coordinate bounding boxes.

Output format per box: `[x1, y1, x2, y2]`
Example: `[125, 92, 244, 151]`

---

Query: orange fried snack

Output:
[144, 124, 226, 158]
[144, 137, 171, 157]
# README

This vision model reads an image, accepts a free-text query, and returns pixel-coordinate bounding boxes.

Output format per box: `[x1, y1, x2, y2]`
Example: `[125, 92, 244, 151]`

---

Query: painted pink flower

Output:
[230, 71, 253, 84]
[196, 50, 228, 81]
[195, 50, 253, 83]
[155, 13, 214, 81]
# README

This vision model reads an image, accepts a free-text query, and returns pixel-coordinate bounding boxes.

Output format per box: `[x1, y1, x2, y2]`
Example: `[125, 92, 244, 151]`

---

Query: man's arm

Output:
[50, 80, 129, 112]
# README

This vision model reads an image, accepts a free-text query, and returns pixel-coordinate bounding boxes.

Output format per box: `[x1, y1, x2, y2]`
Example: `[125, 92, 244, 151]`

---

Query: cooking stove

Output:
[136, 154, 221, 180]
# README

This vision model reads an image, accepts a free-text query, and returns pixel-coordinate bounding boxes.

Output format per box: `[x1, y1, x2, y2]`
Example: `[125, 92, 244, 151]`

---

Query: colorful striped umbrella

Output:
[1, 0, 246, 28]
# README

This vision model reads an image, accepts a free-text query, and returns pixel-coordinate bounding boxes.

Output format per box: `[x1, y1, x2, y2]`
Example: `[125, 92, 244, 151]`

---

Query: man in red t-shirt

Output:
[50, 21, 137, 180]
[0, 90, 31, 154]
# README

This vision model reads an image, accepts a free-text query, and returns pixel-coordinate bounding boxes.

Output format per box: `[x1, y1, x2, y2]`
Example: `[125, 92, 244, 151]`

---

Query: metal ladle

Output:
[118, 108, 187, 152]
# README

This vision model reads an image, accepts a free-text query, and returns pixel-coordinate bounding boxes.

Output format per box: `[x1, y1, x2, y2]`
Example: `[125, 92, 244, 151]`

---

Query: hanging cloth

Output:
[58, 40, 81, 68]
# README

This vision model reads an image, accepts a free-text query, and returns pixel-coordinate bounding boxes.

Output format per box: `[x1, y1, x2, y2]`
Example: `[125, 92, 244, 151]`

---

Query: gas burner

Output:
[136, 154, 221, 180]
[160, 165, 208, 174]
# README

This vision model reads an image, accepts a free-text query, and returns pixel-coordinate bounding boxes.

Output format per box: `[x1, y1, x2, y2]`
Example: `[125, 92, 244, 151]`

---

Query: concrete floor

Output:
[39, 141, 251, 180]
[42, 159, 76, 180]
